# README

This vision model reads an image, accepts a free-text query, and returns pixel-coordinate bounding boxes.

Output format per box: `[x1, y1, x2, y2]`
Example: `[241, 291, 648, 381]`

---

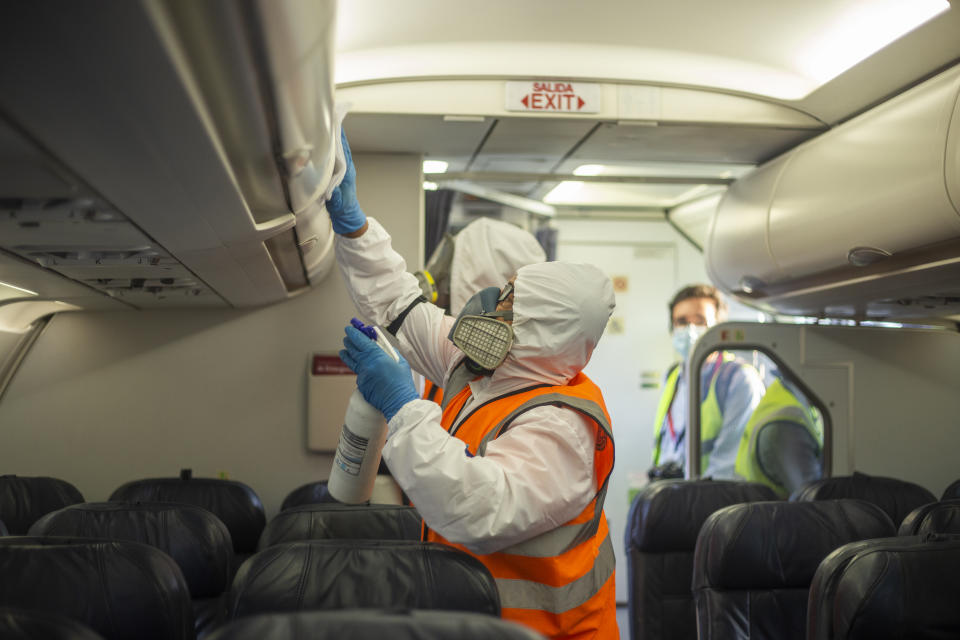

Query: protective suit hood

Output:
[494, 262, 615, 387]
[449, 218, 546, 315]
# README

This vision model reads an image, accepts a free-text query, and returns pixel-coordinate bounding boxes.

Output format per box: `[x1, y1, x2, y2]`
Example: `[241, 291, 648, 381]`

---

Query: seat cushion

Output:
[0, 536, 194, 640]
[226, 540, 500, 619]
[0, 607, 105, 640]
[808, 536, 960, 640]
[29, 501, 233, 597]
[258, 504, 422, 550]
[0, 476, 83, 534]
[792, 472, 936, 527]
[692, 500, 895, 640]
[206, 609, 542, 640]
[897, 499, 960, 536]
[109, 477, 265, 552]
[280, 481, 336, 511]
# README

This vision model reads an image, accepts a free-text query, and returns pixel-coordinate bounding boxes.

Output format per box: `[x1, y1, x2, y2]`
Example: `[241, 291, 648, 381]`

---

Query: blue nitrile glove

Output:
[326, 129, 367, 234]
[339, 325, 419, 421]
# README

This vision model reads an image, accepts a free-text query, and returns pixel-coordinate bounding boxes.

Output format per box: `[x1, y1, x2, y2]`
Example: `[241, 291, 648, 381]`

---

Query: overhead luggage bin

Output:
[0, 0, 338, 309]
[707, 63, 960, 319]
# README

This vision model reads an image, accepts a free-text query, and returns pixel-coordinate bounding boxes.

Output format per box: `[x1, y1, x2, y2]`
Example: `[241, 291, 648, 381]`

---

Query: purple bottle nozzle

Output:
[350, 317, 378, 340]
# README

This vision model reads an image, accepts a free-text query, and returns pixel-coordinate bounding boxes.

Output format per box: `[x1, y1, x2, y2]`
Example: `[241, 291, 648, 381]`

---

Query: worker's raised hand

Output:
[339, 325, 418, 421]
[326, 129, 367, 235]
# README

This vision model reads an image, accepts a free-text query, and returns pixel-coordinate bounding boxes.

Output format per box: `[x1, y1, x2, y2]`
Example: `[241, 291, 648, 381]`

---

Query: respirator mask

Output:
[448, 283, 514, 374]
[672, 324, 707, 360]
[414, 233, 455, 310]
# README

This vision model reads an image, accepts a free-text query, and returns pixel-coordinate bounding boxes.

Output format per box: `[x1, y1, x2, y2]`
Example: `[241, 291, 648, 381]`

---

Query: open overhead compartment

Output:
[0, 0, 338, 310]
[707, 63, 960, 319]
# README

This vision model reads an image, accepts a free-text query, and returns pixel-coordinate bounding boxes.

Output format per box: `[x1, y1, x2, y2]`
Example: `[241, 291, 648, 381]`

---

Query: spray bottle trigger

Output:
[350, 317, 378, 341]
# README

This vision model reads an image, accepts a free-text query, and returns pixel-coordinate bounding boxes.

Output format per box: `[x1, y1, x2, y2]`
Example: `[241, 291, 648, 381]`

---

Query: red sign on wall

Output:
[505, 81, 600, 113]
[312, 354, 353, 375]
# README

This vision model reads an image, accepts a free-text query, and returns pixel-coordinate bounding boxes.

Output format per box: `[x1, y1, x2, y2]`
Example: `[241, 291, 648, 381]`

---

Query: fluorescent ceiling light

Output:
[796, 0, 949, 85]
[423, 181, 439, 191]
[573, 164, 604, 176]
[423, 160, 449, 174]
[0, 280, 38, 297]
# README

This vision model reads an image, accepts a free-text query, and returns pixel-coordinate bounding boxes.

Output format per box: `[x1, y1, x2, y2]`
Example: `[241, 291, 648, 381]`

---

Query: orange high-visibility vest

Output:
[422, 379, 444, 405]
[428, 372, 618, 639]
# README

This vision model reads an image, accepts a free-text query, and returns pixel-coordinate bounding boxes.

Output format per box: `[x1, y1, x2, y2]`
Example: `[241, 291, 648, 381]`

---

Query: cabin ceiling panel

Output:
[344, 113, 488, 171]
[571, 123, 820, 165]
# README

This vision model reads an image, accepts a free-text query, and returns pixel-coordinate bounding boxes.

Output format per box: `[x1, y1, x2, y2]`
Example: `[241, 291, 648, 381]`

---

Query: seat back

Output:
[625, 479, 778, 640]
[792, 472, 935, 527]
[280, 481, 335, 511]
[110, 475, 265, 553]
[226, 540, 500, 619]
[808, 535, 960, 640]
[0, 475, 83, 534]
[941, 478, 960, 501]
[29, 501, 233, 597]
[258, 504, 422, 549]
[692, 499, 895, 640]
[0, 607, 105, 640]
[897, 499, 960, 536]
[206, 609, 542, 640]
[0, 537, 193, 640]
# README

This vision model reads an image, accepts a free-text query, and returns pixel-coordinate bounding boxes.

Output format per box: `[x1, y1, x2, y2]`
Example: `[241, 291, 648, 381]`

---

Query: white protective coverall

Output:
[336, 217, 615, 555]
[448, 217, 546, 314]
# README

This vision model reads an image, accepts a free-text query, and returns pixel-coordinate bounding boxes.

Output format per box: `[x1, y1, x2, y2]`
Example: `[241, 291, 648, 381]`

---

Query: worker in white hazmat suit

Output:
[328, 130, 619, 639]
[416, 216, 546, 403]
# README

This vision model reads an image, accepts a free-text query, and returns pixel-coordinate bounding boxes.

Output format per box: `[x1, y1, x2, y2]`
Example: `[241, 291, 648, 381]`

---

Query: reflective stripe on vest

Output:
[495, 532, 616, 614]
[429, 372, 617, 635]
[734, 378, 821, 496]
[652, 354, 729, 471]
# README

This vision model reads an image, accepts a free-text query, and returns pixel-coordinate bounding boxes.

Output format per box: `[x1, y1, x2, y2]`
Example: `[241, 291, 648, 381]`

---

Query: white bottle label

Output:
[333, 423, 368, 477]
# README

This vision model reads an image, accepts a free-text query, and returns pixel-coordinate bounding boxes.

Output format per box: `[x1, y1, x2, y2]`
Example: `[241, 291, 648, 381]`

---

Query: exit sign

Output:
[505, 81, 600, 113]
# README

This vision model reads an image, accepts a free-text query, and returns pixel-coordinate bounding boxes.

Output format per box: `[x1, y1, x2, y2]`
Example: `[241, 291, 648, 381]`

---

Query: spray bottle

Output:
[327, 318, 399, 504]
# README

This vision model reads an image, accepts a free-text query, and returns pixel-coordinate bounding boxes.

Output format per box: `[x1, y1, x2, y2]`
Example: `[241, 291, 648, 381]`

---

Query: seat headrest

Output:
[693, 499, 895, 591]
[258, 504, 422, 550]
[898, 499, 960, 536]
[627, 479, 778, 552]
[0, 607, 105, 640]
[28, 501, 233, 597]
[206, 609, 543, 640]
[941, 478, 960, 501]
[109, 477, 265, 552]
[227, 540, 500, 619]
[0, 537, 193, 640]
[280, 481, 335, 511]
[792, 472, 936, 526]
[0, 475, 84, 534]
[809, 536, 960, 640]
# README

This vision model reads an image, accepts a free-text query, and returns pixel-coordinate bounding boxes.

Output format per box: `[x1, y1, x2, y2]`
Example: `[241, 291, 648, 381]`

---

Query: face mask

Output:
[672, 324, 707, 360]
[448, 285, 514, 373]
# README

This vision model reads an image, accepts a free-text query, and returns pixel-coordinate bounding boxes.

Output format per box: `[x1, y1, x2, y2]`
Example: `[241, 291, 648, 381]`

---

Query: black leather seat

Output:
[0, 475, 83, 534]
[792, 472, 935, 528]
[28, 501, 234, 636]
[226, 540, 500, 619]
[0, 537, 193, 640]
[625, 479, 778, 640]
[109, 472, 265, 555]
[0, 608, 105, 640]
[280, 481, 336, 510]
[692, 499, 895, 640]
[206, 609, 543, 640]
[258, 504, 422, 549]
[897, 499, 960, 536]
[807, 535, 960, 639]
[941, 478, 960, 500]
